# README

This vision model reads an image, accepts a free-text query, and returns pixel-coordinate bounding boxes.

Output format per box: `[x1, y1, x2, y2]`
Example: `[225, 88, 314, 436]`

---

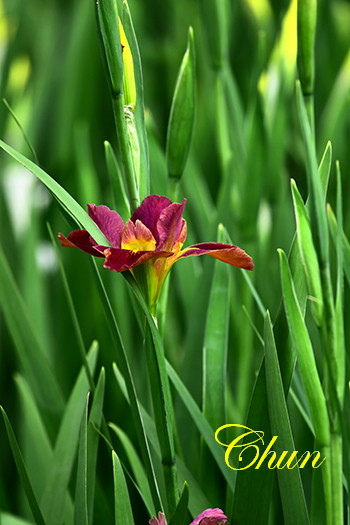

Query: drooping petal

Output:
[149, 512, 167, 525]
[88, 204, 124, 247]
[58, 230, 105, 257]
[179, 243, 254, 270]
[157, 199, 187, 251]
[130, 195, 172, 241]
[103, 247, 172, 272]
[121, 220, 157, 252]
[189, 508, 229, 525]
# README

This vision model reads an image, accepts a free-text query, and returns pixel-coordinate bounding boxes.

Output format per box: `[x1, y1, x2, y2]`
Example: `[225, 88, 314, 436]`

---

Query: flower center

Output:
[121, 219, 157, 253]
[122, 238, 156, 252]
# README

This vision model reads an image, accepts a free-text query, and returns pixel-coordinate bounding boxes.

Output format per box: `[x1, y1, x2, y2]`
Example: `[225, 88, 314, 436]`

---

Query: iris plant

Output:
[149, 508, 229, 525]
[59, 195, 253, 314]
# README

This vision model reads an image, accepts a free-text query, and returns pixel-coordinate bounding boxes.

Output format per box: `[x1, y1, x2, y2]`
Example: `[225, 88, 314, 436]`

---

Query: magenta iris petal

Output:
[149, 512, 167, 525]
[157, 200, 187, 251]
[130, 195, 172, 241]
[58, 230, 105, 257]
[88, 204, 124, 247]
[103, 247, 172, 272]
[189, 508, 229, 525]
[179, 242, 254, 270]
[199, 518, 229, 525]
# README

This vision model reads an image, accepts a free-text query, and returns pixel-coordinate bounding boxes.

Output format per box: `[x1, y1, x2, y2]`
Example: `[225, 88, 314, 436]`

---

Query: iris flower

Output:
[149, 508, 229, 525]
[58, 195, 253, 314]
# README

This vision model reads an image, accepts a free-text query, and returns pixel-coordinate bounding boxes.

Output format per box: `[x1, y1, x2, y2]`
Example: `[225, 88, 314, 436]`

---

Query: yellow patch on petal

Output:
[121, 220, 156, 253]
[118, 17, 136, 108]
[171, 220, 187, 253]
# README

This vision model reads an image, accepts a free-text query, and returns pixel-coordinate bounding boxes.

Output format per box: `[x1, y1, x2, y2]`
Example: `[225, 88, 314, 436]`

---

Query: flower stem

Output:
[144, 320, 179, 516]
[330, 432, 343, 525]
[124, 272, 179, 515]
[320, 442, 332, 525]
[95, 0, 139, 211]
[320, 262, 344, 524]
[112, 99, 140, 211]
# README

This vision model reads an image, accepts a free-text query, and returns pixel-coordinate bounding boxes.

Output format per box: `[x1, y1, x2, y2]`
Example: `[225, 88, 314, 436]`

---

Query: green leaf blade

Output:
[0, 244, 64, 412]
[0, 140, 109, 245]
[202, 224, 231, 429]
[109, 423, 155, 516]
[1, 407, 46, 525]
[112, 451, 135, 525]
[168, 482, 189, 525]
[87, 368, 106, 523]
[291, 179, 323, 325]
[40, 342, 98, 525]
[264, 312, 310, 525]
[278, 249, 329, 447]
[74, 395, 90, 525]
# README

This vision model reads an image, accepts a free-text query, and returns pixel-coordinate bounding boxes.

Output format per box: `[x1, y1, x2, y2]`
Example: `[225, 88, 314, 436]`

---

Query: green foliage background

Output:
[0, 0, 349, 523]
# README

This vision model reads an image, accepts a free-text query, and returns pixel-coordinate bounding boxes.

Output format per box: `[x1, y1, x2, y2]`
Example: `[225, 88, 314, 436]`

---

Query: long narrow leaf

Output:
[0, 140, 108, 245]
[291, 179, 323, 325]
[87, 368, 106, 523]
[112, 451, 135, 525]
[232, 360, 274, 524]
[40, 342, 98, 525]
[264, 312, 309, 525]
[168, 482, 189, 525]
[0, 244, 63, 412]
[0, 407, 46, 525]
[74, 394, 90, 525]
[200, 224, 231, 503]
[91, 260, 163, 512]
[123, 273, 178, 513]
[327, 204, 350, 287]
[278, 249, 329, 446]
[109, 423, 155, 516]
[318, 141, 332, 198]
[334, 162, 345, 403]
[296, 81, 328, 264]
[14, 375, 53, 499]
[0, 514, 33, 525]
[112, 363, 211, 515]
[166, 361, 235, 491]
[203, 224, 231, 428]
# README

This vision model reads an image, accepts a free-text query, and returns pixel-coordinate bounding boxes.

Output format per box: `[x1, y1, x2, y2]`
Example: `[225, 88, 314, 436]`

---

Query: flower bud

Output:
[119, 18, 137, 108]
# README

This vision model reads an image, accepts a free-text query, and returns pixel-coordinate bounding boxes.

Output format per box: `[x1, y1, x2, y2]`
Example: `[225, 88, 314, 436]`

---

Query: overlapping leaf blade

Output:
[264, 312, 309, 525]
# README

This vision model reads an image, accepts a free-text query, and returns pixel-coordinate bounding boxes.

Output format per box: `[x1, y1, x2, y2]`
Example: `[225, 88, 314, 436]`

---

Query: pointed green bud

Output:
[297, 0, 317, 95]
[166, 27, 196, 181]
[291, 179, 323, 326]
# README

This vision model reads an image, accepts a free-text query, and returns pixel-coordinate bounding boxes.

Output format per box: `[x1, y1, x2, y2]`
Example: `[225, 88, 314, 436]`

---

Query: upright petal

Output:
[121, 220, 157, 252]
[189, 508, 229, 525]
[58, 230, 105, 257]
[103, 247, 172, 272]
[157, 199, 187, 251]
[88, 204, 124, 247]
[179, 243, 254, 270]
[130, 195, 173, 241]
